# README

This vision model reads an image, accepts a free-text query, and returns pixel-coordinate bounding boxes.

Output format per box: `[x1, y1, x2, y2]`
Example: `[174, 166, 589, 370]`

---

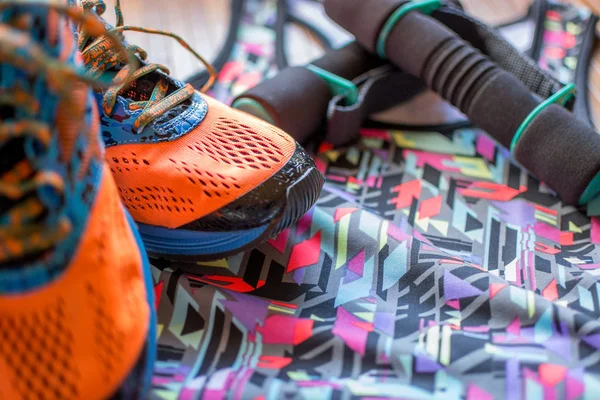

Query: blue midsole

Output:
[137, 222, 268, 256]
[125, 210, 157, 395]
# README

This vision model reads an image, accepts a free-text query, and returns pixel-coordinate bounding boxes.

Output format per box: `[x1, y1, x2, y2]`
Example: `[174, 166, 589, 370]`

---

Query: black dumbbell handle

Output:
[325, 0, 600, 204]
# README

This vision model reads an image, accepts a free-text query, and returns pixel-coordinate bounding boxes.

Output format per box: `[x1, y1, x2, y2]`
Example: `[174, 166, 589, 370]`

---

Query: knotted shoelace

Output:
[78, 0, 216, 133]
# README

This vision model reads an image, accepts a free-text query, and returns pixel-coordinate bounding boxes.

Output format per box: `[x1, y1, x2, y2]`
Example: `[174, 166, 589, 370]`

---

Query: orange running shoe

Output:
[0, 2, 155, 399]
[76, 0, 325, 261]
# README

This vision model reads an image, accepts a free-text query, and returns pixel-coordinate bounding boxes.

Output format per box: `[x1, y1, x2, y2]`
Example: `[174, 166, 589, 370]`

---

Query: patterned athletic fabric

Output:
[537, 0, 591, 84]
[207, 0, 281, 105]
[149, 1, 600, 398]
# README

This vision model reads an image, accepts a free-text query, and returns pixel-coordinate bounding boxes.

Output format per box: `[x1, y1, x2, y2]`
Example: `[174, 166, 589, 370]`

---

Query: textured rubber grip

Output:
[323, 0, 538, 137]
[323, 0, 405, 53]
[385, 12, 600, 202]
[513, 104, 600, 205]
[423, 38, 539, 149]
[233, 43, 386, 143]
[234, 67, 329, 143]
[312, 42, 387, 79]
[324, 0, 600, 204]
[381, 11, 540, 148]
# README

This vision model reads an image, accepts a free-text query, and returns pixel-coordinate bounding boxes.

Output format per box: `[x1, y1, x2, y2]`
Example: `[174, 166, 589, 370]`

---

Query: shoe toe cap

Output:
[180, 144, 324, 233]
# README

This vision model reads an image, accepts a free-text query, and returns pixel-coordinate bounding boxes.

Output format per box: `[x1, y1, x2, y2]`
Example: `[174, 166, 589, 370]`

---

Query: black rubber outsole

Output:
[147, 166, 324, 263]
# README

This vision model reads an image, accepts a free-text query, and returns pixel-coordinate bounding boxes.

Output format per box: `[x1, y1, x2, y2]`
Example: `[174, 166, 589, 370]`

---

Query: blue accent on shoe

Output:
[137, 222, 268, 256]
[98, 90, 208, 148]
[125, 210, 157, 397]
[0, 7, 106, 293]
[0, 93, 104, 294]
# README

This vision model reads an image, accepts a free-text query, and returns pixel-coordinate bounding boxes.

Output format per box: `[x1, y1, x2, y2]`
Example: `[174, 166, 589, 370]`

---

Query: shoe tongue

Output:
[70, 0, 189, 106]
[119, 70, 165, 102]
[81, 27, 181, 104]
[106, 62, 187, 109]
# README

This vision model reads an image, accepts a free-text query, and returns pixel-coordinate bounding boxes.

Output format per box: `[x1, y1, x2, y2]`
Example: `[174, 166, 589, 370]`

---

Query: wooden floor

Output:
[102, 0, 231, 80]
[460, 0, 532, 25]
[103, 0, 535, 79]
[103, 0, 600, 124]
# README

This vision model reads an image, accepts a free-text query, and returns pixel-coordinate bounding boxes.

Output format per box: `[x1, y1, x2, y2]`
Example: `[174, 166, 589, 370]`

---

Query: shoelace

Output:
[78, 0, 217, 134]
[0, 1, 136, 262]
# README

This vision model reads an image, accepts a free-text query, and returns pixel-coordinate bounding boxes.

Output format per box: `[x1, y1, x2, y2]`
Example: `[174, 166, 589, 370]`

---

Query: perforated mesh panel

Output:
[109, 151, 200, 215]
[190, 116, 289, 170]
[0, 297, 80, 399]
[104, 95, 297, 228]
[84, 189, 145, 385]
[167, 158, 242, 199]
[0, 170, 149, 399]
[117, 184, 197, 216]
[108, 152, 152, 173]
[87, 282, 126, 382]
[109, 151, 248, 215]
[109, 152, 192, 214]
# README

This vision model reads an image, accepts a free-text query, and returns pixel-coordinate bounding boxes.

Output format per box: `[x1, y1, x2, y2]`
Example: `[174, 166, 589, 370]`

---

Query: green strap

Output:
[306, 65, 359, 106]
[580, 171, 600, 206]
[231, 98, 276, 125]
[509, 83, 577, 154]
[507, 82, 600, 207]
[376, 0, 442, 58]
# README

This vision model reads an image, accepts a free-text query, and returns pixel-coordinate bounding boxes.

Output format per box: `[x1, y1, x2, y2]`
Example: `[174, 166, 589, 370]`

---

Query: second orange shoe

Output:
[0, 2, 155, 398]
[76, 0, 324, 260]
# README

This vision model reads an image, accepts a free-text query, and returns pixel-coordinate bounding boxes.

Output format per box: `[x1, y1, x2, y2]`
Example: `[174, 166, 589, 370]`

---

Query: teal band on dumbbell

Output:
[324, 0, 600, 205]
[232, 42, 387, 143]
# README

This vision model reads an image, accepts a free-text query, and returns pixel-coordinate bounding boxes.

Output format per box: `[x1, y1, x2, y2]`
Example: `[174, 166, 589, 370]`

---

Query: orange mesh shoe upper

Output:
[106, 95, 297, 229]
[0, 4, 151, 397]
[0, 166, 150, 400]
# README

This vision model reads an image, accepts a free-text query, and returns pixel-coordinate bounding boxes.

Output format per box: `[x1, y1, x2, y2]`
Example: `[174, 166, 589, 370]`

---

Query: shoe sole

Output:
[139, 166, 324, 261]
